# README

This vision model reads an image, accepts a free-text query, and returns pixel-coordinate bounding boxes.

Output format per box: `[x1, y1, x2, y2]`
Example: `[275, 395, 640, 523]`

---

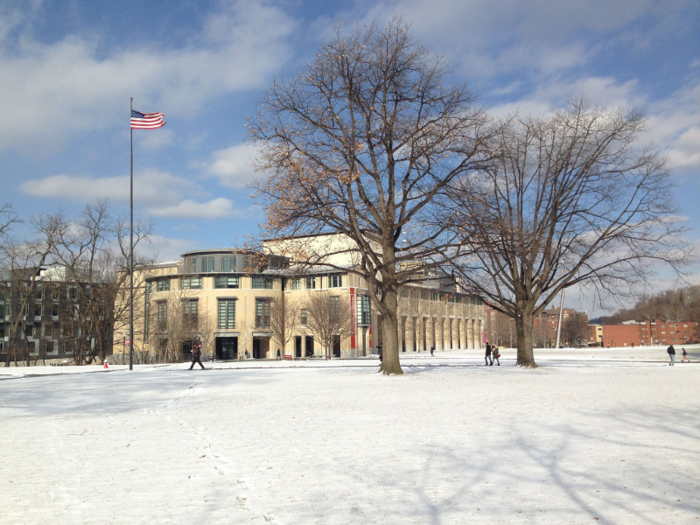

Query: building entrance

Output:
[332, 335, 341, 358]
[295, 336, 302, 358]
[216, 337, 237, 360]
[305, 336, 314, 357]
[253, 337, 270, 359]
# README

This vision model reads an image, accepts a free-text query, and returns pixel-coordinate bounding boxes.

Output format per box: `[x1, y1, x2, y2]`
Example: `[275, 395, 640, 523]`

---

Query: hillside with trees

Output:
[593, 286, 700, 325]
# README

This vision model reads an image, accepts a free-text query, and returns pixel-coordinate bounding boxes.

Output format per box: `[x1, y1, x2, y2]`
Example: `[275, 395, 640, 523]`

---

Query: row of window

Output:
[2, 303, 99, 319]
[151, 298, 274, 332]
[153, 274, 348, 292]
[399, 287, 480, 305]
[153, 276, 275, 291]
[0, 286, 87, 302]
[183, 254, 287, 274]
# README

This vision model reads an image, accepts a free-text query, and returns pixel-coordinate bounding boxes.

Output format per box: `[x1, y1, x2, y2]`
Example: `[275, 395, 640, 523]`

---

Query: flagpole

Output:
[129, 97, 134, 371]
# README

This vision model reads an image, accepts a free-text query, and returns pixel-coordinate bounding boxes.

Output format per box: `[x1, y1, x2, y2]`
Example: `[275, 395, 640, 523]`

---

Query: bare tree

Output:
[52, 201, 153, 364]
[562, 312, 588, 347]
[145, 285, 215, 363]
[448, 100, 690, 367]
[249, 19, 490, 374]
[0, 203, 18, 239]
[303, 291, 352, 358]
[269, 293, 300, 358]
[1, 213, 64, 366]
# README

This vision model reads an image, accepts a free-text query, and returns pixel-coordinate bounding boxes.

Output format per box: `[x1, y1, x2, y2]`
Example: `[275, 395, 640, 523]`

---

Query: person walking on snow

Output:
[189, 338, 205, 370]
[667, 344, 676, 366]
[430, 345, 435, 357]
[485, 342, 493, 366]
[492, 346, 501, 366]
[276, 349, 282, 360]
[681, 348, 689, 363]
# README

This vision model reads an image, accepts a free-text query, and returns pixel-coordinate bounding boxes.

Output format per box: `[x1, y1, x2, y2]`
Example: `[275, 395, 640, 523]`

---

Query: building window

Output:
[181, 277, 202, 290]
[183, 300, 198, 327]
[306, 277, 316, 289]
[156, 279, 170, 292]
[330, 295, 341, 320]
[221, 256, 238, 273]
[201, 256, 215, 272]
[215, 276, 239, 289]
[217, 299, 236, 329]
[252, 277, 273, 289]
[185, 256, 197, 273]
[157, 302, 168, 331]
[255, 299, 271, 328]
[359, 295, 371, 325]
[289, 279, 302, 290]
[301, 308, 308, 325]
[34, 304, 42, 317]
[329, 275, 343, 288]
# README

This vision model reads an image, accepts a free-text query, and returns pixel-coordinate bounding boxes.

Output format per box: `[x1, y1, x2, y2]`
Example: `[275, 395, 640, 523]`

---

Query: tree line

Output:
[595, 286, 700, 325]
[0, 201, 151, 366]
[249, 18, 690, 372]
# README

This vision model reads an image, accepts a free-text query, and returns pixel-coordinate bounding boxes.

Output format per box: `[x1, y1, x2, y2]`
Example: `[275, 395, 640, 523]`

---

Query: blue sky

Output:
[1, 0, 699, 314]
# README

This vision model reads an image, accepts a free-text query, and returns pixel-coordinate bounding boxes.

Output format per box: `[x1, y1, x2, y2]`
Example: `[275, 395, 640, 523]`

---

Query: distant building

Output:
[485, 305, 588, 348]
[533, 307, 588, 347]
[588, 319, 699, 347]
[0, 266, 111, 362]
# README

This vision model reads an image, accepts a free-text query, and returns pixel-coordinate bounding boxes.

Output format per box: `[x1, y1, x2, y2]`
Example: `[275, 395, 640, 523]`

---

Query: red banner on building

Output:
[350, 288, 356, 350]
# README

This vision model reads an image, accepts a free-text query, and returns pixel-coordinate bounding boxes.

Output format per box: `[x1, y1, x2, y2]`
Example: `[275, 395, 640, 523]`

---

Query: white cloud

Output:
[337, 0, 694, 80]
[137, 128, 174, 151]
[206, 143, 262, 188]
[139, 234, 195, 262]
[150, 198, 236, 219]
[0, 1, 297, 153]
[19, 169, 203, 206]
[645, 81, 700, 170]
[487, 76, 644, 118]
[667, 126, 700, 169]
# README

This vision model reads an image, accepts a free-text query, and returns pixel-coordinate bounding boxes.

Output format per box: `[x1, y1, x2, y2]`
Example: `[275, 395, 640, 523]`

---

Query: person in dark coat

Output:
[681, 347, 689, 363]
[377, 343, 383, 363]
[189, 338, 205, 370]
[667, 344, 676, 366]
[485, 342, 493, 366]
[430, 345, 435, 357]
[276, 349, 282, 360]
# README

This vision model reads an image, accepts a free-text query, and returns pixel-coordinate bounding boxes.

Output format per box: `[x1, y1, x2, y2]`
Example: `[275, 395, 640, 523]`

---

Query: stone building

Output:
[119, 238, 484, 361]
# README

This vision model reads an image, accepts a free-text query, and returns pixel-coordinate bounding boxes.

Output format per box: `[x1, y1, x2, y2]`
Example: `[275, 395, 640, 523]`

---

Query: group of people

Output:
[667, 345, 690, 366]
[485, 342, 500, 366]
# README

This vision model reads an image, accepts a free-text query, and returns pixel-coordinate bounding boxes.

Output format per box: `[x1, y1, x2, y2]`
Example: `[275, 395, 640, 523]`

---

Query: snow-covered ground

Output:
[0, 348, 698, 524]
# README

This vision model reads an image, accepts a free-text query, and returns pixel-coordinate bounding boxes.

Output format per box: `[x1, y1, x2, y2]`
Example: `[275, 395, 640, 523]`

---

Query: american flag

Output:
[130, 109, 166, 130]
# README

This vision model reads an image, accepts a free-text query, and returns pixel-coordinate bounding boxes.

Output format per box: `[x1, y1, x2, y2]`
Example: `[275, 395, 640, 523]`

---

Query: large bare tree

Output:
[448, 100, 690, 367]
[248, 19, 489, 374]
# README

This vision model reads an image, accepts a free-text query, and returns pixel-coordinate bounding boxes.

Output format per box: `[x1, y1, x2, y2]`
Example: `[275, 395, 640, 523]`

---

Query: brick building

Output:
[589, 319, 699, 347]
[485, 305, 588, 348]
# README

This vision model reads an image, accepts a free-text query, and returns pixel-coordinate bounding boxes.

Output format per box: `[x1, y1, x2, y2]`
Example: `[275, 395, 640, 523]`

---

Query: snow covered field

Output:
[1, 348, 698, 524]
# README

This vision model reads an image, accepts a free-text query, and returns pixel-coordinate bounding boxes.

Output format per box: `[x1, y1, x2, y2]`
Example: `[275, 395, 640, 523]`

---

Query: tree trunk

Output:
[379, 288, 404, 375]
[515, 304, 537, 367]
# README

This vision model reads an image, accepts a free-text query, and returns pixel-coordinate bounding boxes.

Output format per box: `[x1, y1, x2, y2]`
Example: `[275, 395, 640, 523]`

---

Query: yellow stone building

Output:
[117, 237, 484, 361]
